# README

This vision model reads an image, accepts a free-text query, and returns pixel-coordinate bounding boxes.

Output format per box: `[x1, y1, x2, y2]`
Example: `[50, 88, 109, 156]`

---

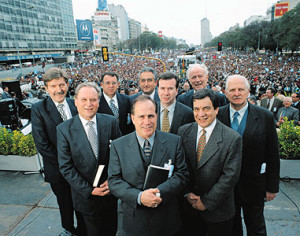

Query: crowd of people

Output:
[0, 49, 299, 236]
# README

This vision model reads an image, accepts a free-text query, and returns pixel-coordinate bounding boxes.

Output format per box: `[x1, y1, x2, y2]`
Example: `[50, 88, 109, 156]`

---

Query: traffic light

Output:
[102, 46, 109, 62]
[218, 42, 222, 51]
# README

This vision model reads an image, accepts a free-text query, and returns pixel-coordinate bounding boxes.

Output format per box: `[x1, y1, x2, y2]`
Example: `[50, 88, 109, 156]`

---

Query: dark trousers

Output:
[233, 191, 266, 236]
[182, 203, 233, 236]
[50, 180, 85, 235]
[82, 207, 117, 236]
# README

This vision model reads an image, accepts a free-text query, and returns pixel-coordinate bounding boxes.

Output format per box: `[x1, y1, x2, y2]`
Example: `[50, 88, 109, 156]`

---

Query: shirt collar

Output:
[103, 92, 117, 104]
[143, 90, 155, 100]
[53, 98, 67, 107]
[229, 102, 249, 118]
[160, 101, 176, 114]
[197, 118, 217, 136]
[78, 114, 97, 127]
[136, 132, 155, 148]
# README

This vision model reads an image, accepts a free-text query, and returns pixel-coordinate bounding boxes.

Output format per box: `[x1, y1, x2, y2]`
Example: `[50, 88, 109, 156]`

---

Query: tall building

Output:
[0, 0, 77, 61]
[128, 18, 141, 39]
[201, 18, 212, 46]
[108, 4, 129, 41]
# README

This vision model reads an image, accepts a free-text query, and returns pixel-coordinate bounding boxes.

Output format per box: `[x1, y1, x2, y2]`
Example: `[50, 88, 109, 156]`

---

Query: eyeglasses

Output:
[104, 81, 117, 86]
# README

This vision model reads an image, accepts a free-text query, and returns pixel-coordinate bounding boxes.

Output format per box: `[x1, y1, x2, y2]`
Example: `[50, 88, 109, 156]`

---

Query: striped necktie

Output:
[197, 129, 206, 163]
[57, 104, 67, 121]
[87, 121, 99, 159]
[143, 139, 151, 159]
[161, 109, 170, 132]
[110, 99, 119, 121]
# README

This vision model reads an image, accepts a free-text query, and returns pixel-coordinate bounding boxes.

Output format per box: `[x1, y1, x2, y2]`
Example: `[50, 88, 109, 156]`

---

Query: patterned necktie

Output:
[143, 139, 151, 159]
[57, 104, 67, 121]
[197, 129, 206, 163]
[87, 121, 99, 159]
[267, 99, 271, 110]
[231, 112, 239, 131]
[109, 99, 119, 121]
[161, 109, 170, 132]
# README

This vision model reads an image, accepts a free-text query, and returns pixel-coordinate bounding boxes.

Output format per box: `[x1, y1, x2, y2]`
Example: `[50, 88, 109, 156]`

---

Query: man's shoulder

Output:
[216, 120, 240, 140]
[178, 122, 195, 135]
[177, 90, 193, 100]
[176, 101, 193, 113]
[156, 130, 181, 143]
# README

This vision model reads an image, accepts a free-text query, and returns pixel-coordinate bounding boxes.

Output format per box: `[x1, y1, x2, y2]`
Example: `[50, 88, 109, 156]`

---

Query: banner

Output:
[93, 29, 101, 46]
[274, 2, 289, 17]
[94, 11, 111, 21]
[76, 20, 94, 41]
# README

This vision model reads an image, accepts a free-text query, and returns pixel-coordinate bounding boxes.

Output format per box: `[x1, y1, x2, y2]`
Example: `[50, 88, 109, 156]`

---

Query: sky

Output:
[72, 0, 279, 45]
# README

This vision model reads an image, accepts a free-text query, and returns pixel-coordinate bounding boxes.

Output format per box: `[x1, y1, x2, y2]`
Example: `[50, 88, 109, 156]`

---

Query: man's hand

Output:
[266, 192, 277, 202]
[91, 180, 110, 196]
[141, 188, 162, 208]
[187, 193, 206, 211]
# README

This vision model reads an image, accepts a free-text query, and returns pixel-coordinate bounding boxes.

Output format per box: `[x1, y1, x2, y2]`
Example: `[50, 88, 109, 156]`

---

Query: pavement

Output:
[0, 170, 299, 236]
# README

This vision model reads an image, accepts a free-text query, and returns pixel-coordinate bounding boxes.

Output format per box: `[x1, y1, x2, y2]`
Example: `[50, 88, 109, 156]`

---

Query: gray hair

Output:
[138, 67, 157, 81]
[75, 82, 101, 99]
[225, 75, 250, 91]
[186, 64, 208, 79]
[283, 97, 292, 103]
[43, 67, 68, 86]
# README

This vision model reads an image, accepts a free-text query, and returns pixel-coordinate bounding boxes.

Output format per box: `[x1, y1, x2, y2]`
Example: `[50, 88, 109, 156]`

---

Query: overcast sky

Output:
[72, 0, 278, 45]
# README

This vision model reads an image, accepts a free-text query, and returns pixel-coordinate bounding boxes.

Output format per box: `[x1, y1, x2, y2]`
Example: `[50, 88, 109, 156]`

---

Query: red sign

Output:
[158, 31, 162, 37]
[274, 2, 289, 17]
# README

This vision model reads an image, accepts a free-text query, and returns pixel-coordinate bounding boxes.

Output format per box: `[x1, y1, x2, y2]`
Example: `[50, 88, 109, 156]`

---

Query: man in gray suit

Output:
[57, 82, 122, 236]
[156, 71, 194, 134]
[178, 89, 242, 236]
[108, 95, 189, 236]
[261, 87, 283, 118]
[276, 96, 299, 126]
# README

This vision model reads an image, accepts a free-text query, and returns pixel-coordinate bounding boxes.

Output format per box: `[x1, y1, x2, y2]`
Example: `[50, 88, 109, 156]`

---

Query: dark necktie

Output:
[57, 104, 68, 121]
[143, 139, 151, 159]
[110, 99, 119, 121]
[267, 99, 271, 110]
[87, 121, 98, 159]
[231, 112, 239, 131]
[197, 129, 206, 163]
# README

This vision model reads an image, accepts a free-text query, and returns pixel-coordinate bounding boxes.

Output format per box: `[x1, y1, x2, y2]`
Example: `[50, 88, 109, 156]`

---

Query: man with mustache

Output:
[217, 75, 280, 236]
[177, 64, 227, 109]
[31, 67, 84, 235]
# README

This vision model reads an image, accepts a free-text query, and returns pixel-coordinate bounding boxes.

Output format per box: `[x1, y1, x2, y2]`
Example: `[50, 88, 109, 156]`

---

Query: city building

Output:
[244, 15, 269, 26]
[0, 0, 77, 63]
[201, 18, 212, 46]
[128, 18, 141, 39]
[108, 4, 129, 42]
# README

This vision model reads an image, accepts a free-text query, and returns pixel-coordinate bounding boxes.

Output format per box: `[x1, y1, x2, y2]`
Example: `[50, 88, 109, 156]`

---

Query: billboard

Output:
[94, 11, 111, 21]
[274, 2, 289, 17]
[76, 20, 94, 41]
[93, 28, 101, 46]
[98, 0, 108, 11]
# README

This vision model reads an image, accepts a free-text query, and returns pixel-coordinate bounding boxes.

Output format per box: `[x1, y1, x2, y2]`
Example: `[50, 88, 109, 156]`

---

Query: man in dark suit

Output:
[276, 96, 299, 126]
[291, 93, 300, 125]
[156, 71, 194, 134]
[178, 89, 242, 236]
[1, 86, 11, 99]
[177, 64, 227, 108]
[130, 67, 160, 102]
[108, 95, 189, 236]
[57, 82, 122, 236]
[260, 87, 283, 118]
[31, 67, 83, 236]
[98, 72, 134, 135]
[218, 75, 280, 236]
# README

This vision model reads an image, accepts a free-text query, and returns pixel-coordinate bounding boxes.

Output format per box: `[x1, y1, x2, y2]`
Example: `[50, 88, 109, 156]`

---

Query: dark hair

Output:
[131, 95, 157, 115]
[192, 89, 219, 109]
[138, 67, 157, 81]
[267, 87, 276, 95]
[43, 67, 68, 86]
[100, 72, 119, 82]
[157, 72, 179, 89]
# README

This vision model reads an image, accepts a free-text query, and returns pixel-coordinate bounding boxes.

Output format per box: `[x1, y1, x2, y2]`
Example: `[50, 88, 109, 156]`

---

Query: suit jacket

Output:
[130, 89, 160, 103]
[261, 97, 283, 116]
[97, 93, 134, 135]
[1, 91, 11, 99]
[217, 103, 280, 202]
[57, 114, 122, 215]
[177, 89, 227, 109]
[108, 130, 189, 236]
[31, 96, 77, 183]
[178, 121, 242, 223]
[276, 106, 299, 125]
[157, 101, 194, 134]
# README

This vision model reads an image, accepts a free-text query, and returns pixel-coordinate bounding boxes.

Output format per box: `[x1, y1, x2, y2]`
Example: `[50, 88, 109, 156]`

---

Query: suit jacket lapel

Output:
[72, 116, 97, 168]
[150, 131, 167, 166]
[197, 121, 222, 169]
[45, 97, 63, 125]
[185, 123, 198, 172]
[66, 98, 77, 117]
[243, 103, 258, 143]
[156, 103, 161, 130]
[170, 102, 183, 133]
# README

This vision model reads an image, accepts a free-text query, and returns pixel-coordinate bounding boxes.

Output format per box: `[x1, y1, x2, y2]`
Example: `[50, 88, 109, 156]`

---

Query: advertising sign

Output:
[274, 2, 289, 17]
[76, 20, 94, 41]
[94, 11, 111, 21]
[93, 29, 101, 46]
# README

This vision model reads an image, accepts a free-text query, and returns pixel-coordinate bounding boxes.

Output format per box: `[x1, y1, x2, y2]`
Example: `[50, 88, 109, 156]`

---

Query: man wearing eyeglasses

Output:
[98, 72, 134, 135]
[130, 67, 160, 102]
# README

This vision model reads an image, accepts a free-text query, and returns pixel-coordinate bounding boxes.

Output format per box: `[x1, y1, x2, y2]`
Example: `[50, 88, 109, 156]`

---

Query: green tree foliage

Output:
[205, 3, 300, 53]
